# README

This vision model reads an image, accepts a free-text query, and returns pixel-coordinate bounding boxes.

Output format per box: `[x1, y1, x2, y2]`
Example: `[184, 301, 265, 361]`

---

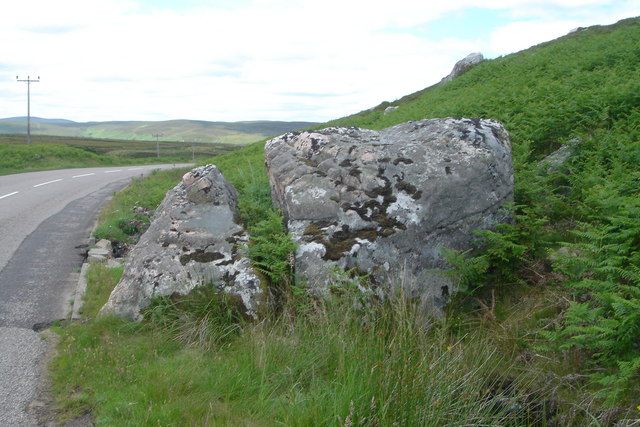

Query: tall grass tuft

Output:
[53, 266, 543, 426]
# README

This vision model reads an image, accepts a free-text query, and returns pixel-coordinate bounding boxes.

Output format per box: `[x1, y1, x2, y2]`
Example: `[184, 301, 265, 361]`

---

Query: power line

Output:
[16, 75, 40, 144]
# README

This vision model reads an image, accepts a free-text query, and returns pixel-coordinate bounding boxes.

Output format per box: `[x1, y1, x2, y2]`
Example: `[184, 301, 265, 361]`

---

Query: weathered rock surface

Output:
[538, 138, 580, 173]
[87, 247, 110, 262]
[265, 118, 513, 310]
[95, 239, 112, 251]
[441, 52, 484, 83]
[101, 164, 264, 320]
[86, 239, 113, 262]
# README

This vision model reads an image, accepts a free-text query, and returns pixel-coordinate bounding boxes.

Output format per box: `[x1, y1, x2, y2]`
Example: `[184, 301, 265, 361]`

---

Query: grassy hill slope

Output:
[0, 118, 317, 144]
[324, 17, 639, 156]
[324, 15, 640, 405]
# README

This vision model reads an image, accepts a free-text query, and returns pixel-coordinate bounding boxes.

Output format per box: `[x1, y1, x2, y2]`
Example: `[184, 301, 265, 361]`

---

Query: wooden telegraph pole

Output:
[16, 75, 40, 144]
[153, 133, 163, 158]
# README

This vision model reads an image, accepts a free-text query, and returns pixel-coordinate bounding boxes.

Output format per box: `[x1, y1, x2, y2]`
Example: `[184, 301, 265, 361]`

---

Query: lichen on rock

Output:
[264, 118, 513, 313]
[100, 164, 265, 321]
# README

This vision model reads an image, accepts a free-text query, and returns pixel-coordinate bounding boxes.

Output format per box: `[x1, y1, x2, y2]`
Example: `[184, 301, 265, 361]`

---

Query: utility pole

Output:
[152, 133, 163, 158]
[16, 75, 40, 144]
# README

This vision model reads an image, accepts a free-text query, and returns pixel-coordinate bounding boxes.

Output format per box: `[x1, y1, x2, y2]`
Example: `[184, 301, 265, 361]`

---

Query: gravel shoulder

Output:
[0, 327, 48, 426]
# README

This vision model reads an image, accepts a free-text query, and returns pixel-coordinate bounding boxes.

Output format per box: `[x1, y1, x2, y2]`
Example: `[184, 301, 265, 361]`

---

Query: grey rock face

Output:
[265, 118, 513, 310]
[87, 239, 113, 262]
[441, 52, 484, 83]
[538, 138, 580, 173]
[101, 164, 264, 320]
[95, 239, 112, 251]
[87, 247, 110, 262]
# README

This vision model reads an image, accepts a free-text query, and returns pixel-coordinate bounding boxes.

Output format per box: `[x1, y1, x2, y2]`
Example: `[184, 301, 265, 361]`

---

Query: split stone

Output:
[101, 164, 264, 320]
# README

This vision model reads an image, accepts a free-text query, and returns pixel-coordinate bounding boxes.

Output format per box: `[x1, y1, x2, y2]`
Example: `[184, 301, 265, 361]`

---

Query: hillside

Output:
[324, 15, 640, 405]
[0, 117, 317, 144]
[51, 17, 640, 425]
[325, 18, 639, 154]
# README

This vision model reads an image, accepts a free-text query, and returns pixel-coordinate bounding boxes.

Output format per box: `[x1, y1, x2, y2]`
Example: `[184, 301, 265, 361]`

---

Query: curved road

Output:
[0, 164, 191, 426]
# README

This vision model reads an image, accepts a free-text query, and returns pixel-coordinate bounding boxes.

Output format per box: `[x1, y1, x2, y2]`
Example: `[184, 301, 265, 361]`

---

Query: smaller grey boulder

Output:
[87, 248, 110, 262]
[95, 239, 112, 251]
[384, 106, 399, 115]
[100, 164, 264, 321]
[538, 138, 580, 173]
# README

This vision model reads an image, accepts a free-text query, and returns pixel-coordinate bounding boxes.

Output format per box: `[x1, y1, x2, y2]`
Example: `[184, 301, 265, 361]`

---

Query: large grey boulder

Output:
[100, 164, 264, 320]
[264, 118, 513, 311]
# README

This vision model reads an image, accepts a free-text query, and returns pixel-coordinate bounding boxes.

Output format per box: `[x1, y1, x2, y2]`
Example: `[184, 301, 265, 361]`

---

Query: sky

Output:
[1, 0, 639, 123]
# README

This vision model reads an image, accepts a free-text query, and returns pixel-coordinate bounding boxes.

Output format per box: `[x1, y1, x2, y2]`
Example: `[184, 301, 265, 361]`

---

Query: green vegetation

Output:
[93, 167, 192, 242]
[323, 16, 640, 408]
[0, 118, 316, 144]
[212, 143, 297, 294]
[50, 17, 640, 425]
[0, 143, 118, 175]
[80, 263, 125, 319]
[55, 263, 543, 425]
[324, 18, 640, 159]
[0, 134, 237, 175]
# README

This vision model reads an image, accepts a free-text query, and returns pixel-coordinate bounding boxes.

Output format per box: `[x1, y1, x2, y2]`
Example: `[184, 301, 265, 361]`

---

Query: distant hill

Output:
[0, 117, 317, 144]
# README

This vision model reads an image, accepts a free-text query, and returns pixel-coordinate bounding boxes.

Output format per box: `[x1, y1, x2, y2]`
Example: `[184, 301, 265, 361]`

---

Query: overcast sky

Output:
[1, 0, 638, 123]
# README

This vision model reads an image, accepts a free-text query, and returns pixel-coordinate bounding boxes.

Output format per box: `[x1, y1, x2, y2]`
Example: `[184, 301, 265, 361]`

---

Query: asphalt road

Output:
[0, 164, 191, 426]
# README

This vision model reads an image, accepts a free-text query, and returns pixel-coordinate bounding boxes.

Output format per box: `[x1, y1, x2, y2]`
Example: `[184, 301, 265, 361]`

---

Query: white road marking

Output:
[0, 191, 19, 200]
[33, 179, 63, 188]
[127, 167, 143, 171]
[72, 173, 95, 178]
[104, 170, 122, 173]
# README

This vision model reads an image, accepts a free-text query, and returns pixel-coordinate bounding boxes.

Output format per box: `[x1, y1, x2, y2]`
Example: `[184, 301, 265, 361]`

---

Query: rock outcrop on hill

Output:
[441, 52, 484, 83]
[264, 118, 513, 311]
[101, 165, 264, 320]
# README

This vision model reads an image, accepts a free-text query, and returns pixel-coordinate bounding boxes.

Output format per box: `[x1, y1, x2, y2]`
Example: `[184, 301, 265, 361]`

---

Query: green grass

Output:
[53, 144, 534, 425]
[324, 17, 640, 157]
[0, 118, 316, 144]
[0, 134, 238, 175]
[81, 263, 125, 319]
[93, 167, 192, 242]
[49, 146, 631, 425]
[0, 143, 120, 175]
[53, 280, 540, 426]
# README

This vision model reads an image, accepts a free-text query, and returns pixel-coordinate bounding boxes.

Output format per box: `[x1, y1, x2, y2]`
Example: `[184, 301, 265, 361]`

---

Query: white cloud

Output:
[485, 20, 575, 55]
[0, 0, 639, 122]
[483, 0, 640, 56]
